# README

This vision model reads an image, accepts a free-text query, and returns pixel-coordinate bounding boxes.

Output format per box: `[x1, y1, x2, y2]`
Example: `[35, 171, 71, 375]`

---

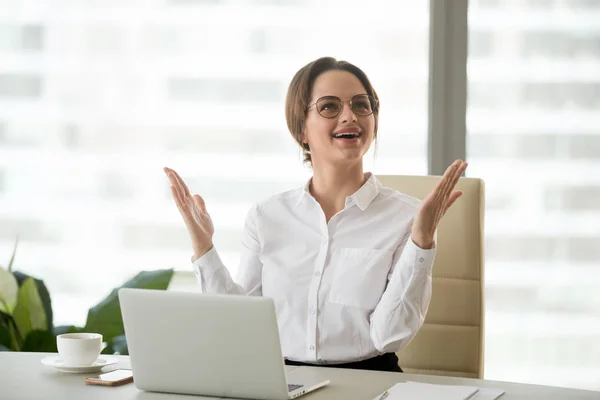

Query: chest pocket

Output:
[327, 247, 394, 310]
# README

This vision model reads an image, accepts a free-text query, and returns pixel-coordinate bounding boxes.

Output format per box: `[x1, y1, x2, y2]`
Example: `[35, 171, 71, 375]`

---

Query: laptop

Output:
[118, 288, 330, 399]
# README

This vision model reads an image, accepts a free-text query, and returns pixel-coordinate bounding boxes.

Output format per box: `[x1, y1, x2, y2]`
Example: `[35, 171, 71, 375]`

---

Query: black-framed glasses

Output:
[305, 94, 378, 119]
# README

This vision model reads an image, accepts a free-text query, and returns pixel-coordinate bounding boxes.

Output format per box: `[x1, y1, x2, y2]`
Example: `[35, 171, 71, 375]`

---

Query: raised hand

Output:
[164, 167, 214, 259]
[411, 160, 468, 249]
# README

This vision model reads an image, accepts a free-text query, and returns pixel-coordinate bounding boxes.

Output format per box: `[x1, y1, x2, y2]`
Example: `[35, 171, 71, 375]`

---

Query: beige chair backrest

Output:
[377, 175, 485, 379]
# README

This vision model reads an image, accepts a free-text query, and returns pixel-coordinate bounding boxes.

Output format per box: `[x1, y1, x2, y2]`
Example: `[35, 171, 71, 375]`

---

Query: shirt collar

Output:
[294, 173, 381, 211]
[294, 180, 311, 207]
[350, 173, 380, 210]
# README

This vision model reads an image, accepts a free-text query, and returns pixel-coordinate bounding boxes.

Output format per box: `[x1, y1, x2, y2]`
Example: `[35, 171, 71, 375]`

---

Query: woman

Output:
[164, 57, 467, 372]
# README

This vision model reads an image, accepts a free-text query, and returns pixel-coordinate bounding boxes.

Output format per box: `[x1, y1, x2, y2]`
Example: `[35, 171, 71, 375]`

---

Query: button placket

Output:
[309, 225, 330, 361]
[307, 220, 329, 361]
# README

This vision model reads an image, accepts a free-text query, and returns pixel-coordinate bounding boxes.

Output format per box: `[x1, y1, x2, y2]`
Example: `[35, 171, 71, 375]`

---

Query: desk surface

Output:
[2, 352, 599, 400]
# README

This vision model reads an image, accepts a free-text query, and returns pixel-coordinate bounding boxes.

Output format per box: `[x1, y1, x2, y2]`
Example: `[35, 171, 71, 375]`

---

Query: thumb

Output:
[442, 190, 463, 215]
[193, 194, 208, 214]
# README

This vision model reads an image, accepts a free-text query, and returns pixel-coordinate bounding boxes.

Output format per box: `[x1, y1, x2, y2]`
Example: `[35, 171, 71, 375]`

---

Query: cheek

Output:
[367, 120, 377, 141]
[305, 118, 335, 144]
[367, 117, 376, 133]
[356, 118, 376, 141]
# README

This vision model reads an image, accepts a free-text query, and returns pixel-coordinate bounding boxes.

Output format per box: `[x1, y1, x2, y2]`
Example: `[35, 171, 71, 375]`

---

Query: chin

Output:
[334, 152, 366, 166]
[313, 146, 370, 167]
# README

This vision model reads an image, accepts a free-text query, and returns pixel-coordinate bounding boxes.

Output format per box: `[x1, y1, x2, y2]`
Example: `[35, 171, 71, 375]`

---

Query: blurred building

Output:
[468, 0, 600, 390]
[0, 0, 598, 392]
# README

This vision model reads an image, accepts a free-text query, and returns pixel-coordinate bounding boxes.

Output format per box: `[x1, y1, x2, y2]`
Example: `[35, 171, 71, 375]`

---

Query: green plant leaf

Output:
[0, 269, 19, 315]
[7, 237, 18, 273]
[84, 269, 173, 346]
[22, 329, 57, 352]
[7, 318, 21, 350]
[12, 278, 47, 342]
[0, 318, 11, 350]
[13, 272, 53, 332]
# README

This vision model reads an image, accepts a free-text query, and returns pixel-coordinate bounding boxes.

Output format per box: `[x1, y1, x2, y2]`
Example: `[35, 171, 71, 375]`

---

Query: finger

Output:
[436, 160, 461, 199]
[449, 161, 468, 194]
[193, 194, 208, 215]
[170, 169, 191, 197]
[443, 160, 466, 197]
[442, 190, 463, 215]
[170, 185, 185, 211]
[430, 176, 446, 199]
[166, 168, 191, 198]
[432, 160, 459, 195]
[446, 162, 463, 192]
[164, 169, 187, 201]
[453, 160, 467, 181]
[164, 167, 180, 188]
[169, 173, 189, 205]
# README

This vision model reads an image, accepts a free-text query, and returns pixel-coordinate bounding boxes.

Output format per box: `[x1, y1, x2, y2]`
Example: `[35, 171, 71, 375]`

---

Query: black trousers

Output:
[284, 352, 403, 373]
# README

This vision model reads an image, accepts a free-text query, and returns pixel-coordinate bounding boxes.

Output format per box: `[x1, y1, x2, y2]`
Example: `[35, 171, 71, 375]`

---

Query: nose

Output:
[339, 100, 358, 123]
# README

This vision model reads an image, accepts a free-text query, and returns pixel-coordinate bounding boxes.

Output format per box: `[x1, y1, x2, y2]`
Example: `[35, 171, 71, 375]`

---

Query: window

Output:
[467, 1, 600, 391]
[0, 1, 429, 327]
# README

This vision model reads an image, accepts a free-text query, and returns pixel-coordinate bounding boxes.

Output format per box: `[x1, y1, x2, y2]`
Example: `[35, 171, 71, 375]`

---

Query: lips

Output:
[332, 127, 361, 139]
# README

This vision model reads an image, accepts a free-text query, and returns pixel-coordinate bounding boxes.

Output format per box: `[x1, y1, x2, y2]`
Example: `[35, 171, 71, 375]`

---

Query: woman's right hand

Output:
[164, 167, 214, 260]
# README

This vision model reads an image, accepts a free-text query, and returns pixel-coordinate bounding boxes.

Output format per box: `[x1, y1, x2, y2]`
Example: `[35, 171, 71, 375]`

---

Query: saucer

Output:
[41, 355, 118, 373]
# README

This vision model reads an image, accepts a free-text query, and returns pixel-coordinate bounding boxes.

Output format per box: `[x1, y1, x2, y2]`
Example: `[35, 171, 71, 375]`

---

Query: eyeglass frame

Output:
[305, 94, 379, 119]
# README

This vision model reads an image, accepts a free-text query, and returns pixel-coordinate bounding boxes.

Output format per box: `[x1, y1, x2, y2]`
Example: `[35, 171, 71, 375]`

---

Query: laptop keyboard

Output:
[288, 384, 304, 392]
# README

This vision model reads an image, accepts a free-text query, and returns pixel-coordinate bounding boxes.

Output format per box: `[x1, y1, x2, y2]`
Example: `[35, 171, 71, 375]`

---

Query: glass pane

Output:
[0, 1, 429, 327]
[467, 0, 600, 391]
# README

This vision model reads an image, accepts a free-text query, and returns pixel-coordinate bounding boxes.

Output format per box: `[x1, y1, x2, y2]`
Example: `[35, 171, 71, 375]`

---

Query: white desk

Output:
[1, 352, 599, 400]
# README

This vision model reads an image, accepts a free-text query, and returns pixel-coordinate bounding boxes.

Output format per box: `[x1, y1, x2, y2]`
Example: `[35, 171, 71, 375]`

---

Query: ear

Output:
[300, 132, 310, 151]
[301, 130, 308, 145]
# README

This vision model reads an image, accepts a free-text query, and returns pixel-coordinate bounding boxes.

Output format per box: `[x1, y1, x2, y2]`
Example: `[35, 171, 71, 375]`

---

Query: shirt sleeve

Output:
[192, 204, 263, 296]
[369, 230, 436, 353]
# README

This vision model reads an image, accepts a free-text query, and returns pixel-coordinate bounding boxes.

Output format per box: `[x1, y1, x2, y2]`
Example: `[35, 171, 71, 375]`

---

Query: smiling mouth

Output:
[332, 132, 361, 139]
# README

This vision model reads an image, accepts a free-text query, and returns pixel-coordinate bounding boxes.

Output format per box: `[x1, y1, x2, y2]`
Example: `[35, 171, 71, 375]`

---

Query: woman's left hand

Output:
[411, 159, 468, 249]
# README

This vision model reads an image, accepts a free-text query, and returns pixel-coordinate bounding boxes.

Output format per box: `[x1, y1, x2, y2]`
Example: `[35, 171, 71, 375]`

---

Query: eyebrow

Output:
[311, 93, 369, 101]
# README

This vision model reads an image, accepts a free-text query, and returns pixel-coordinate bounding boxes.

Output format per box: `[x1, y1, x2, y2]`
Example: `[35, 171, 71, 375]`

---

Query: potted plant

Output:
[0, 239, 174, 354]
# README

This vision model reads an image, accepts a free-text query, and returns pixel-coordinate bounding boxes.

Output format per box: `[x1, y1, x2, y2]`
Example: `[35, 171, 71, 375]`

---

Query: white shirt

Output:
[193, 173, 436, 364]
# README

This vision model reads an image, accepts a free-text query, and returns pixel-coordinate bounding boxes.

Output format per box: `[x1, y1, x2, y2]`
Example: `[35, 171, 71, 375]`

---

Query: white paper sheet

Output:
[371, 381, 506, 400]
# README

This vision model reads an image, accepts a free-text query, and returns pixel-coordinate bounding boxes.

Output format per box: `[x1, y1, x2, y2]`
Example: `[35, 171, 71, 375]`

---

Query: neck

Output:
[309, 161, 368, 220]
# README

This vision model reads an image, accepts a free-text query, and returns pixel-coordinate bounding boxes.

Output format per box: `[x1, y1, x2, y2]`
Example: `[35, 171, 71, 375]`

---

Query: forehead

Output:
[311, 70, 367, 100]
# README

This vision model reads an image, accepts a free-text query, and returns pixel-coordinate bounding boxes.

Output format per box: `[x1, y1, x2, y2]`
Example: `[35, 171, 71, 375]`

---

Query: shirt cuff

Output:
[191, 246, 224, 279]
[406, 235, 436, 270]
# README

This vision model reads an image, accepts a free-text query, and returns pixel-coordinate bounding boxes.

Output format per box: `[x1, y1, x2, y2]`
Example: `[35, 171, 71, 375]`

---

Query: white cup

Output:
[56, 333, 103, 367]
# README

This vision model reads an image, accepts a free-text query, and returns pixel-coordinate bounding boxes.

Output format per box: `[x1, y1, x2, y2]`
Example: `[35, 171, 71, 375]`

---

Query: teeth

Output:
[334, 132, 359, 138]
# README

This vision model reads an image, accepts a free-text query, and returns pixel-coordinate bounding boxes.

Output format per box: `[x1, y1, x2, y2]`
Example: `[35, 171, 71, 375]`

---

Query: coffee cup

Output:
[56, 333, 104, 367]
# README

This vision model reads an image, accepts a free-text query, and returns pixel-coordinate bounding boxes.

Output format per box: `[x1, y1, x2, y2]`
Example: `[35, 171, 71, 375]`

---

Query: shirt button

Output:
[419, 257, 425, 262]
[315, 271, 321, 277]
[310, 308, 316, 315]
[310, 345, 315, 350]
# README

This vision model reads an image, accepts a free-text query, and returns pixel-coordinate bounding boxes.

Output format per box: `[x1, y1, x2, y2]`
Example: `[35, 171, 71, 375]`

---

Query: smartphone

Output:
[85, 369, 134, 387]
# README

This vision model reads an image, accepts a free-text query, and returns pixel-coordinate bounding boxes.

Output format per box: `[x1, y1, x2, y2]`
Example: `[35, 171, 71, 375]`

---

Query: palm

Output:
[164, 167, 214, 251]
[182, 193, 215, 240]
[412, 160, 468, 247]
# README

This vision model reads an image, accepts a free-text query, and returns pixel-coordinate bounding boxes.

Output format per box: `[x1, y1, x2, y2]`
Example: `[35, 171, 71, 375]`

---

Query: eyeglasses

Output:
[305, 94, 378, 119]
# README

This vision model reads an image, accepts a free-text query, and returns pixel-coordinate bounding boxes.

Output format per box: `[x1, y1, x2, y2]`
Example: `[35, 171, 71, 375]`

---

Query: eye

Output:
[354, 100, 371, 111]
[319, 102, 340, 112]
